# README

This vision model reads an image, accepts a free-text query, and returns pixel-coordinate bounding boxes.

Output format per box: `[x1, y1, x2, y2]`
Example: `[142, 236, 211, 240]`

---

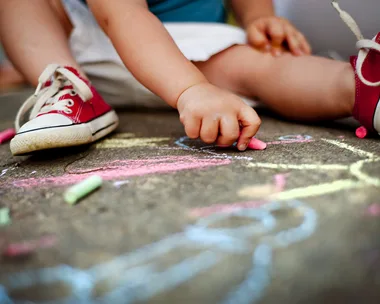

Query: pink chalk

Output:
[3, 242, 36, 257]
[356, 126, 368, 139]
[248, 138, 267, 150]
[0, 128, 16, 144]
[2, 235, 57, 257]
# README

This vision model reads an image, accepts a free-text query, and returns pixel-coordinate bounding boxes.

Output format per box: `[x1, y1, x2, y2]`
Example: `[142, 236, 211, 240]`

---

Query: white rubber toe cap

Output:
[18, 113, 73, 134]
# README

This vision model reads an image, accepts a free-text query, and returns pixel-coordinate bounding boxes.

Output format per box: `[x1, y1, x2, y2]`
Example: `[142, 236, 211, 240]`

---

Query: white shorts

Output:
[62, 0, 255, 108]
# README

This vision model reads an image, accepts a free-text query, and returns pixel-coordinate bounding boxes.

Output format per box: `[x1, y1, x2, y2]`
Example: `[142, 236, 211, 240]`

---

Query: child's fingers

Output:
[248, 25, 270, 50]
[297, 33, 312, 55]
[216, 116, 240, 147]
[200, 117, 219, 144]
[286, 29, 304, 56]
[182, 116, 201, 139]
[237, 107, 261, 151]
[267, 21, 286, 54]
[284, 23, 311, 56]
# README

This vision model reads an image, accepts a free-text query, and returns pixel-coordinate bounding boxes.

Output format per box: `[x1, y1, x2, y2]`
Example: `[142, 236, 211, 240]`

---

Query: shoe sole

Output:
[10, 110, 119, 155]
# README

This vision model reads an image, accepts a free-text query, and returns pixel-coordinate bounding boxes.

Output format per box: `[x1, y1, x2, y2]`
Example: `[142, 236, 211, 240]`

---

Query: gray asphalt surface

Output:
[1, 89, 380, 304]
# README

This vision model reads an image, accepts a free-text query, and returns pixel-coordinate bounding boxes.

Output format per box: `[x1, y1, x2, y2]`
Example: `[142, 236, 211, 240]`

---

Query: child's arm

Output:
[230, 0, 311, 56]
[231, 0, 275, 27]
[87, 0, 206, 107]
[87, 0, 261, 150]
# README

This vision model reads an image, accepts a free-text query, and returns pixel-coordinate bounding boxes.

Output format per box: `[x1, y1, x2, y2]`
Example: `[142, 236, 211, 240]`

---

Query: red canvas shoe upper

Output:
[332, 1, 380, 137]
[15, 64, 113, 134]
[350, 33, 380, 134]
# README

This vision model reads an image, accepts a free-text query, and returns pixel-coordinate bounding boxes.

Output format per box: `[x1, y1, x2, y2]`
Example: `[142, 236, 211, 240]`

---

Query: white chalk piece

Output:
[64, 175, 102, 205]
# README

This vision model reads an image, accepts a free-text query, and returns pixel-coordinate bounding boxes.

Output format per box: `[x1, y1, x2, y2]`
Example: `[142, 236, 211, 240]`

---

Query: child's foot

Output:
[333, 1, 380, 137]
[10, 64, 119, 155]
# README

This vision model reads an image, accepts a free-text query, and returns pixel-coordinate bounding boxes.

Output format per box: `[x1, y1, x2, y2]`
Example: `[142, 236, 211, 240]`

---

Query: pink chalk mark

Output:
[190, 173, 289, 218]
[367, 204, 380, 217]
[12, 156, 231, 188]
[274, 173, 288, 192]
[267, 139, 314, 145]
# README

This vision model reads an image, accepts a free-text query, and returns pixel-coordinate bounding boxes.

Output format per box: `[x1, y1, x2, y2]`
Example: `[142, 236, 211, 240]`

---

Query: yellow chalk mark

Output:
[271, 179, 363, 201]
[322, 139, 375, 158]
[96, 137, 170, 149]
[111, 133, 136, 138]
[240, 138, 380, 201]
[350, 158, 380, 187]
[247, 162, 347, 171]
[238, 184, 275, 198]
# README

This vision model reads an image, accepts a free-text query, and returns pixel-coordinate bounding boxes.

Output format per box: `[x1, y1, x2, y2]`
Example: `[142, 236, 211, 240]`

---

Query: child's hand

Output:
[177, 83, 261, 151]
[246, 16, 311, 56]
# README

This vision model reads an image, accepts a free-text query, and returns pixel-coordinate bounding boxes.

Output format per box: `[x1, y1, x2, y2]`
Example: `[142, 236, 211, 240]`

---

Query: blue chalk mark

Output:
[222, 244, 272, 304]
[174, 136, 196, 151]
[0, 200, 318, 304]
[184, 226, 249, 253]
[0, 286, 12, 304]
[194, 208, 276, 237]
[222, 200, 317, 304]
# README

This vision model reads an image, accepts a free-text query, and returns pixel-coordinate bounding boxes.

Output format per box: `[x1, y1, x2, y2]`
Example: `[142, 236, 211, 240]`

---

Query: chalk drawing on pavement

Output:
[0, 200, 317, 304]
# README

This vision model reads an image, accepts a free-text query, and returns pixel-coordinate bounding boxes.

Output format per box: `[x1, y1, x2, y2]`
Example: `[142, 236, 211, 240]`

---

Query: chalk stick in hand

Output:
[64, 175, 102, 205]
[248, 138, 267, 150]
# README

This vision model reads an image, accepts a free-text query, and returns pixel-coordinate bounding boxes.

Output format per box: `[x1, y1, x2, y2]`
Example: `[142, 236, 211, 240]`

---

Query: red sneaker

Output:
[333, 1, 380, 138]
[10, 64, 119, 155]
[350, 35, 380, 138]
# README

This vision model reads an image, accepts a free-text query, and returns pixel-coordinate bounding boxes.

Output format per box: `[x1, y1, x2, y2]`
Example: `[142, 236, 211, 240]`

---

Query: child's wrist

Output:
[174, 80, 209, 109]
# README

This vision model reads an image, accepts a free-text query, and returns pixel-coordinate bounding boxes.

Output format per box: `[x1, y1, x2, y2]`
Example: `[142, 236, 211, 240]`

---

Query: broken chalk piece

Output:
[0, 208, 11, 226]
[248, 138, 267, 150]
[355, 126, 368, 139]
[64, 175, 102, 205]
[0, 128, 16, 144]
[3, 241, 36, 257]
[2, 235, 57, 258]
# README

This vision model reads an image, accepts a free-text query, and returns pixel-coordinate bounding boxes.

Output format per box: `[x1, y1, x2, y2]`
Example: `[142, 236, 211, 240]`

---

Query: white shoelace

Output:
[15, 64, 93, 131]
[332, 0, 380, 87]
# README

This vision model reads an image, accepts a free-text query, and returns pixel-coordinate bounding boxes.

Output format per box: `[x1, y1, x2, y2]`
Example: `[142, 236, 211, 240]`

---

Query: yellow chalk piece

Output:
[64, 175, 102, 205]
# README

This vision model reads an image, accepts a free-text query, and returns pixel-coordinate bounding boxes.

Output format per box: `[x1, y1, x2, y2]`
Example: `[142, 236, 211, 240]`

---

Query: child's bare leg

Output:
[0, 60, 26, 91]
[195, 45, 355, 121]
[0, 0, 81, 86]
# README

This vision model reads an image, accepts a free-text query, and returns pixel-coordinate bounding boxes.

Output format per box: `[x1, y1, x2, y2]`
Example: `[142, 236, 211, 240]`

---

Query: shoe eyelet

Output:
[64, 109, 73, 114]
[70, 90, 77, 96]
[67, 100, 75, 107]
